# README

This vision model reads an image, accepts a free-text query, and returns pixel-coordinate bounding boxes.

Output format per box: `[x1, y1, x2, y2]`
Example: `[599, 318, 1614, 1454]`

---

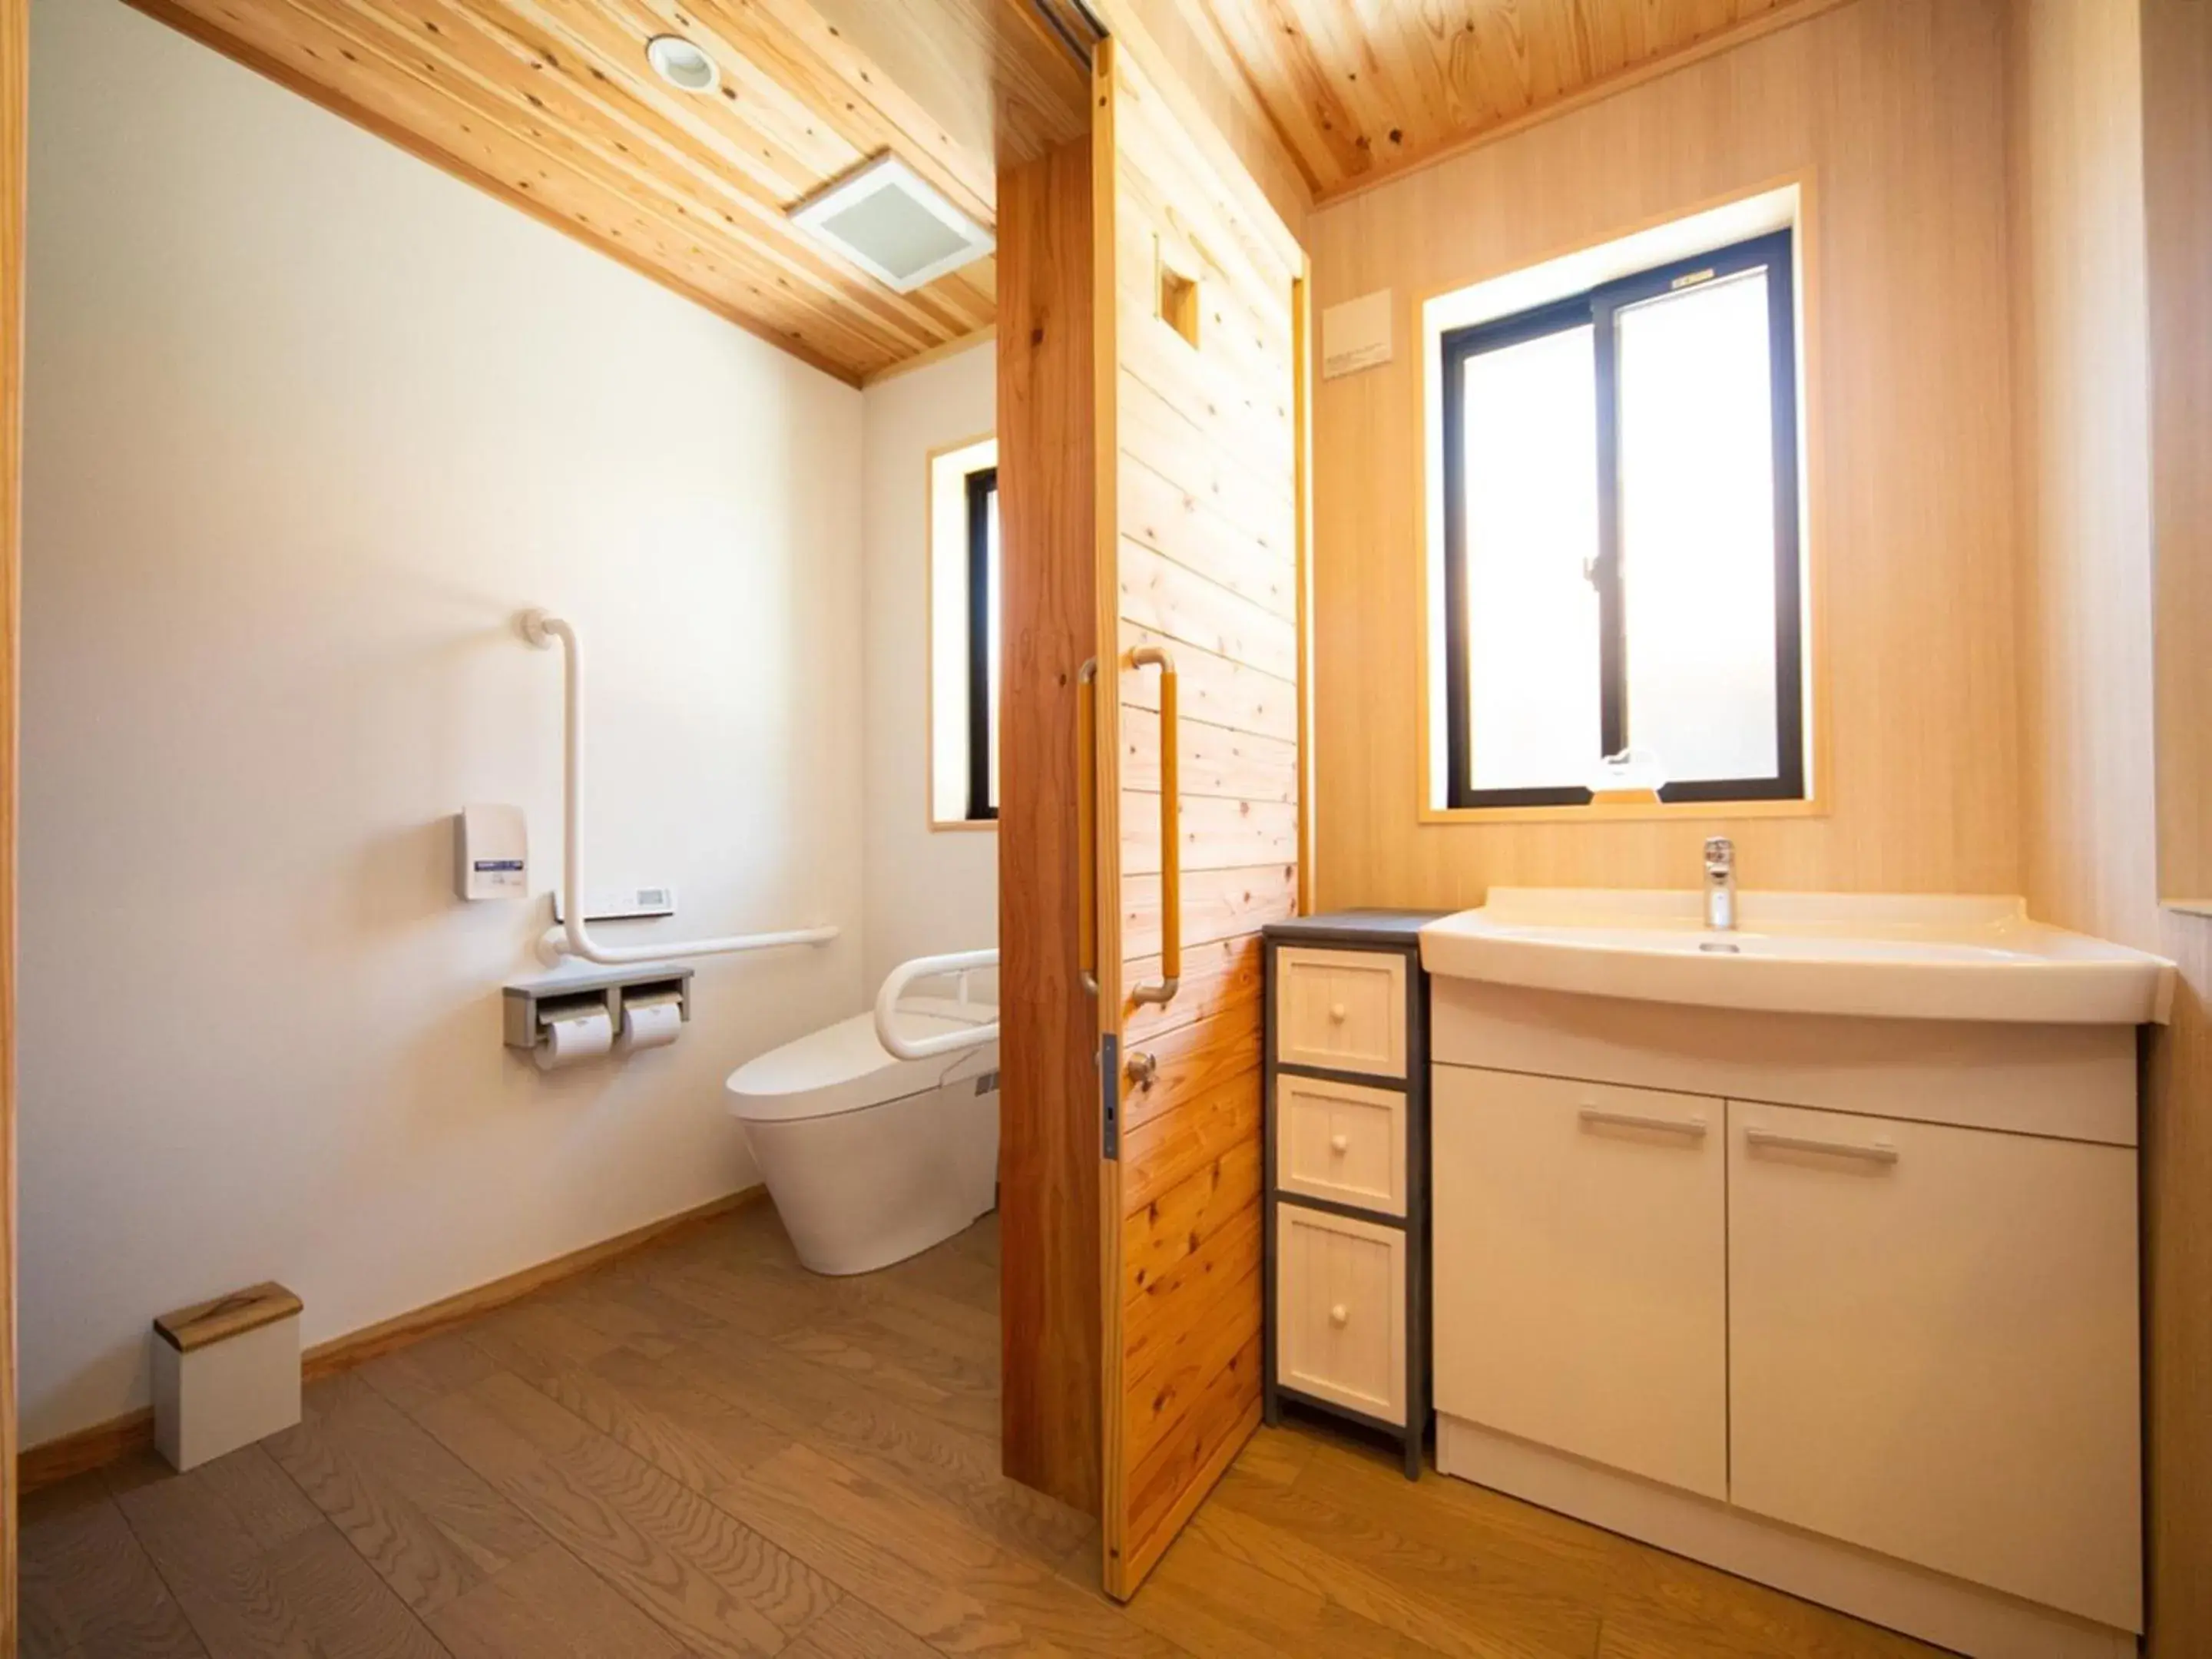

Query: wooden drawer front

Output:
[1275, 1205, 1406, 1425]
[1276, 947, 1406, 1078]
[1432, 1066, 1727, 1500]
[1276, 1075, 1406, 1216]
[1729, 1102, 2141, 1631]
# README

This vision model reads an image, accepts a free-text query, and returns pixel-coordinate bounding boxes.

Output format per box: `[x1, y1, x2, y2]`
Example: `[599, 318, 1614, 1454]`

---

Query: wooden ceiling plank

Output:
[1309, 0, 1849, 204]
[264, 0, 916, 367]
[1273, 0, 1422, 172]
[462, 0, 992, 344]
[1186, 0, 1367, 187]
[671, 0, 997, 224]
[120, 0, 876, 382]
[296, 0, 954, 359]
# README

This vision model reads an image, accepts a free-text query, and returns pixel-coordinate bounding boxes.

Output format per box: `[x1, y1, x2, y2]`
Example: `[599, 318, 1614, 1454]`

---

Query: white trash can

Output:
[151, 1281, 303, 1471]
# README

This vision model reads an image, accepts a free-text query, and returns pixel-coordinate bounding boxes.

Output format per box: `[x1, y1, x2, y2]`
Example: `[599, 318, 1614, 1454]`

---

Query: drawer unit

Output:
[1276, 1205, 1406, 1423]
[1275, 945, 1408, 1078]
[1262, 910, 1445, 1479]
[1276, 1073, 1407, 1215]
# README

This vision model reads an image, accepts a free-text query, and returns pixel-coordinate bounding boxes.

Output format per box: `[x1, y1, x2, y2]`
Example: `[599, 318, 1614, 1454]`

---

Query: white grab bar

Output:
[522, 609, 839, 966]
[874, 949, 1000, 1060]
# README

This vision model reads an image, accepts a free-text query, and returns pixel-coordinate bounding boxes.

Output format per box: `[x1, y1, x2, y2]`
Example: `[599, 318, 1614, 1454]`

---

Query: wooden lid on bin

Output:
[154, 1282, 303, 1352]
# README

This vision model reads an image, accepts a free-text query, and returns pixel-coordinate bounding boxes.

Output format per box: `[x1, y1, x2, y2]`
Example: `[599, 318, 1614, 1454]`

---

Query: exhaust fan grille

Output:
[789, 154, 994, 293]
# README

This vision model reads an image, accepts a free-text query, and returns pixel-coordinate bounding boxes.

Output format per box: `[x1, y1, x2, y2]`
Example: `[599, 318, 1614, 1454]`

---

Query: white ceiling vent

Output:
[788, 154, 994, 293]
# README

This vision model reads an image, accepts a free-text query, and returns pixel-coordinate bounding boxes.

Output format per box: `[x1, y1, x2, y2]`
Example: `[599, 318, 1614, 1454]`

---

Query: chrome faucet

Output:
[1704, 837, 1737, 932]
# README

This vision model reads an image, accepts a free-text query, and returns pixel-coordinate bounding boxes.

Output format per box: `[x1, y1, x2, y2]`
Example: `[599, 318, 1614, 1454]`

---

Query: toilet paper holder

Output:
[502, 963, 694, 1057]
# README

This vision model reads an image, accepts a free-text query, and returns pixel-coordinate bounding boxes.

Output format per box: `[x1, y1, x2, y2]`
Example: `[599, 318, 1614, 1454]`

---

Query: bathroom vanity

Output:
[1421, 889, 2174, 1659]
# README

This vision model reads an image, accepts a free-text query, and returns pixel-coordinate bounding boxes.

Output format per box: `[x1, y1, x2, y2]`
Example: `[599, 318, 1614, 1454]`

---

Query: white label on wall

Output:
[1322, 290, 1394, 378]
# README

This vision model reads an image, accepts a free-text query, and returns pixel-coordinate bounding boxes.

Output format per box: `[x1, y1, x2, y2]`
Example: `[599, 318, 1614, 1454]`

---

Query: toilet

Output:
[725, 996, 999, 1276]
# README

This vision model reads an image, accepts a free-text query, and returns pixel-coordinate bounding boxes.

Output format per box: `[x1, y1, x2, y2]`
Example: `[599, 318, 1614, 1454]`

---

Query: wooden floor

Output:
[22, 1203, 1947, 1657]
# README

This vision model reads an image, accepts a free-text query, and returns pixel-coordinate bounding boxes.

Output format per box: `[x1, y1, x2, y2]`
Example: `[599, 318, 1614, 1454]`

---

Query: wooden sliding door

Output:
[1091, 38, 1305, 1600]
[2, 0, 22, 1638]
[995, 30, 1305, 1598]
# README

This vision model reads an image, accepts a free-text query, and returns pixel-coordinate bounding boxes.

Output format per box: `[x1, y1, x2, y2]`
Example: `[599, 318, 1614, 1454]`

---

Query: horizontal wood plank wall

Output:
[1101, 39, 1302, 1600]
[1306, 0, 2022, 911]
[995, 134, 1104, 1515]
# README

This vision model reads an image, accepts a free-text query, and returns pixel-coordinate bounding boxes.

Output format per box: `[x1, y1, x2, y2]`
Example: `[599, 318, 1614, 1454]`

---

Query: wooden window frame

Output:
[1439, 229, 1804, 810]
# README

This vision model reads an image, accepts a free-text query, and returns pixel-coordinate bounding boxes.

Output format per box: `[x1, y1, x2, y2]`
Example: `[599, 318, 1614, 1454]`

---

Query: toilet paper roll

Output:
[619, 999, 683, 1054]
[535, 1008, 614, 1071]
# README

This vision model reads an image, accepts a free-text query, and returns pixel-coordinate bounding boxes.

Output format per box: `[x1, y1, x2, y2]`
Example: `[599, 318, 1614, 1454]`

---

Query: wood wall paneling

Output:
[1, 0, 19, 1635]
[1308, 0, 2022, 912]
[1098, 37, 1302, 1601]
[125, 0, 1088, 384]
[2144, 0, 2212, 909]
[995, 133, 1104, 1515]
[2008, 2, 2212, 1651]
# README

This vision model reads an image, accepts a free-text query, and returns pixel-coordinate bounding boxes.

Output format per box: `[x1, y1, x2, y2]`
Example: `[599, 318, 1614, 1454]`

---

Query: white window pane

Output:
[1461, 325, 1602, 793]
[985, 486, 1001, 810]
[1616, 269, 1781, 785]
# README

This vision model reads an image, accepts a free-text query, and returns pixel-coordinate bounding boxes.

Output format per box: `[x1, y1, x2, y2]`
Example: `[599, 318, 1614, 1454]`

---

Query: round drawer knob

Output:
[1329, 1002, 1349, 1023]
[1329, 1303, 1350, 1327]
[1329, 1133, 1350, 1156]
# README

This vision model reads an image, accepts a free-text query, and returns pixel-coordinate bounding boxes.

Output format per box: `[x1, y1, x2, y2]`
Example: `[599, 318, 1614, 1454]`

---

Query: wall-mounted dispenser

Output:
[454, 804, 528, 901]
[503, 963, 693, 1071]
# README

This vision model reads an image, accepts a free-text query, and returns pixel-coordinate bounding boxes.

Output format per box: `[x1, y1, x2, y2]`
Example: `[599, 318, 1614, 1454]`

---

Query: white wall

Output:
[859, 345, 999, 994]
[21, 0, 866, 1445]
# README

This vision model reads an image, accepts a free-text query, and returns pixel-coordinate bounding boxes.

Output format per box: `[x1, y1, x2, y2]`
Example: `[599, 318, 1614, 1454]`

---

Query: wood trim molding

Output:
[18, 1185, 767, 1492]
[861, 326, 994, 389]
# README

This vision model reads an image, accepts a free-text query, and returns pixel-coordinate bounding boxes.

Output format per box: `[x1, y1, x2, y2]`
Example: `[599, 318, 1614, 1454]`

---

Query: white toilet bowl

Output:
[725, 996, 999, 1276]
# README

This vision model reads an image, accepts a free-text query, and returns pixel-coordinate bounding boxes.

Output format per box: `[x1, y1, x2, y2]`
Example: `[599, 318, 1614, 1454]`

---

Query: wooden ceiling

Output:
[124, 0, 1855, 379]
[1176, 0, 1849, 203]
[126, 0, 1091, 383]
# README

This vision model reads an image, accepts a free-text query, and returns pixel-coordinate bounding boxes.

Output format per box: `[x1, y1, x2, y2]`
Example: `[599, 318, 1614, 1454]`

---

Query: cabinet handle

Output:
[1744, 1126, 1899, 1165]
[1329, 1303, 1349, 1327]
[1329, 1002, 1349, 1023]
[1329, 1132, 1349, 1156]
[1578, 1106, 1708, 1139]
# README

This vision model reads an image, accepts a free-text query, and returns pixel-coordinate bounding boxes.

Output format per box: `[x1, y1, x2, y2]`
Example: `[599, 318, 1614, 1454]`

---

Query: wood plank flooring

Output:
[22, 1204, 1949, 1657]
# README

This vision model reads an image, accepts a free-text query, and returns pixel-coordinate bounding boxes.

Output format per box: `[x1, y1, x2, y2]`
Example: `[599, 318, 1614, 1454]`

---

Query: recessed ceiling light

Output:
[645, 35, 720, 94]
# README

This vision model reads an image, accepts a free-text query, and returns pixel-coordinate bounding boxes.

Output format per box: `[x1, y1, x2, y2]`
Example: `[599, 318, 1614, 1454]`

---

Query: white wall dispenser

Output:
[453, 803, 528, 901]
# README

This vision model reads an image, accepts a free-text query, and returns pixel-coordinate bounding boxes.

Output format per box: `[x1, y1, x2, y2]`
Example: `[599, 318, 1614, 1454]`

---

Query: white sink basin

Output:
[1420, 889, 2175, 1026]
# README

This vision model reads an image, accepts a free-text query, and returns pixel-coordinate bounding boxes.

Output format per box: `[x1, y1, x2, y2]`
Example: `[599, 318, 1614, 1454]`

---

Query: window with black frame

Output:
[964, 465, 1000, 821]
[1439, 230, 1803, 809]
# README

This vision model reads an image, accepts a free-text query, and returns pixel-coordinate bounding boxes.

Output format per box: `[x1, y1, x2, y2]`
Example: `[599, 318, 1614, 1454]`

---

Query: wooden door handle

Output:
[1076, 658, 1099, 998]
[1130, 644, 1180, 1007]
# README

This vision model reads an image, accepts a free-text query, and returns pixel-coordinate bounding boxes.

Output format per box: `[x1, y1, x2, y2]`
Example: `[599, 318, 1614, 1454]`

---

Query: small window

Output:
[928, 435, 998, 827]
[1438, 229, 1804, 808]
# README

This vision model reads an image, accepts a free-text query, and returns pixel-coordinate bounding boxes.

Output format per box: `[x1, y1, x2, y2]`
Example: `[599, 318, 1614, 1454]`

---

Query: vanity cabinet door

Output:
[1727, 1101, 2141, 1631]
[1432, 1067, 1727, 1499]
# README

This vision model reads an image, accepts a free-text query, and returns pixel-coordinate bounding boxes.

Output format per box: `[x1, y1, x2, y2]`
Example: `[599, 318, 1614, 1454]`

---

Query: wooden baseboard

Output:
[18, 1185, 767, 1493]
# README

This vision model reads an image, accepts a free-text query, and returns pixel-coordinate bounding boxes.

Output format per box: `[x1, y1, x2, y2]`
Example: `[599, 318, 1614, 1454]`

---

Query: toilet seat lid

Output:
[724, 997, 996, 1123]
